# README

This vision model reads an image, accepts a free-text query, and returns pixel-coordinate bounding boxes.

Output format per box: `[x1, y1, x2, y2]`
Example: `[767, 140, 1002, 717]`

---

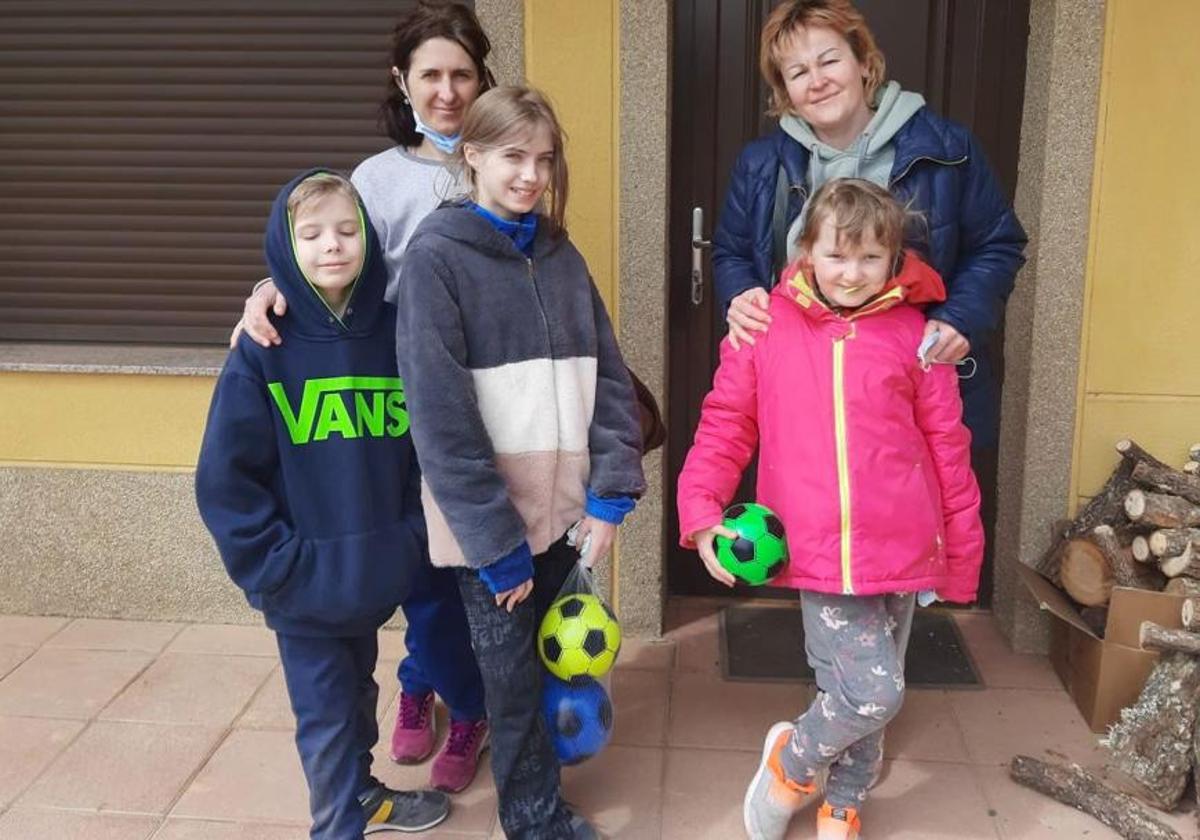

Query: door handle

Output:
[691, 206, 712, 306]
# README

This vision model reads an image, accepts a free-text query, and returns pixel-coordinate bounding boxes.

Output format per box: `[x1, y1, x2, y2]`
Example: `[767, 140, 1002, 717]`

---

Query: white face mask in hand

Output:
[917, 329, 977, 379]
[566, 520, 595, 567]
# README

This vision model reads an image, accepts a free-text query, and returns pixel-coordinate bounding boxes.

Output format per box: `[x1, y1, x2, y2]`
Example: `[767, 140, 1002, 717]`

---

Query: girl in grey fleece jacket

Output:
[395, 86, 645, 840]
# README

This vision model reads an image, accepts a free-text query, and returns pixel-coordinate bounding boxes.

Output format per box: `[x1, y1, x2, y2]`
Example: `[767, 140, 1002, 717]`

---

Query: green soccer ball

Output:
[538, 594, 622, 683]
[716, 502, 789, 585]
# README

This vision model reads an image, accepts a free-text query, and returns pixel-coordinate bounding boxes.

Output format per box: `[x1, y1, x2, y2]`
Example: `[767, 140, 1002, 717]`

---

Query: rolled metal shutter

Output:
[0, 1, 424, 345]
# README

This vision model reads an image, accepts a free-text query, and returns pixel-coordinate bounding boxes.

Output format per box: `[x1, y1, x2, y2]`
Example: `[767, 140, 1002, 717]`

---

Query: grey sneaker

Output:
[359, 783, 450, 834]
[743, 721, 821, 840]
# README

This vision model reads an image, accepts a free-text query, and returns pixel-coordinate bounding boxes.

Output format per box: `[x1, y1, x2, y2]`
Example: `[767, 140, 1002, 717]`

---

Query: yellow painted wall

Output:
[0, 372, 212, 469]
[523, 0, 625, 607]
[524, 0, 620, 320]
[1072, 0, 1200, 499]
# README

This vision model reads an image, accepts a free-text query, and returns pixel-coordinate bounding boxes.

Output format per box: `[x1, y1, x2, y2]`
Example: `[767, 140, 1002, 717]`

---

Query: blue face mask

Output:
[398, 75, 462, 155]
[412, 108, 462, 155]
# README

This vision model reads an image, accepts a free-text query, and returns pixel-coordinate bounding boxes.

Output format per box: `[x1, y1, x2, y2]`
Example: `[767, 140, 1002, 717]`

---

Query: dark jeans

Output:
[455, 536, 579, 840]
[276, 632, 379, 840]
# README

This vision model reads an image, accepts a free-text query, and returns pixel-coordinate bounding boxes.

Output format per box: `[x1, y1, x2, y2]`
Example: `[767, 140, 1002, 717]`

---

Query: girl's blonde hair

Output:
[287, 171, 359, 217]
[760, 0, 887, 118]
[798, 179, 907, 259]
[456, 85, 569, 234]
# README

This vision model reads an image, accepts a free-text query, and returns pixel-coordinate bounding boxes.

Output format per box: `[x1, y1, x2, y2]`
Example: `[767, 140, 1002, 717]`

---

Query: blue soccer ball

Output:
[541, 675, 614, 766]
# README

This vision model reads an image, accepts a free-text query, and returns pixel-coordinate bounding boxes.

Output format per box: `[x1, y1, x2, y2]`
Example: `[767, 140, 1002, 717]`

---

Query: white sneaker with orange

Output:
[743, 721, 821, 840]
[816, 802, 862, 840]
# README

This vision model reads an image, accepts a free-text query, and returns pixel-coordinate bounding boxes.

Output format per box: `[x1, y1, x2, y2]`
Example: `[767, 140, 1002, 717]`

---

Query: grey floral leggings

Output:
[779, 591, 917, 808]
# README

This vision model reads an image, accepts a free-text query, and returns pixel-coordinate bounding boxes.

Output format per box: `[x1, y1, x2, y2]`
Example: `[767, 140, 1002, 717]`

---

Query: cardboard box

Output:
[1019, 564, 1189, 733]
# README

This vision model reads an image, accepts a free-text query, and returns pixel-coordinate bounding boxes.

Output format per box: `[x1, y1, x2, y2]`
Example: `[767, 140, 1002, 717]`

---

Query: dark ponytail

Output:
[379, 0, 497, 147]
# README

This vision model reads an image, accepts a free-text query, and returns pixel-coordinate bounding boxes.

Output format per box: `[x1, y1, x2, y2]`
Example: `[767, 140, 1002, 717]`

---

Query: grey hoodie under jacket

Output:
[780, 81, 926, 259]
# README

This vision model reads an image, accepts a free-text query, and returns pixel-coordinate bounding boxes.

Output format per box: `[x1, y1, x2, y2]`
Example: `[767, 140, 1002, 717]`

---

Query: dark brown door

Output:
[666, 0, 1030, 597]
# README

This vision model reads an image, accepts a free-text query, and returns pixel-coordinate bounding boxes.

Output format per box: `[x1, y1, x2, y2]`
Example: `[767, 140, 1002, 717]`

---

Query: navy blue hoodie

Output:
[196, 169, 425, 637]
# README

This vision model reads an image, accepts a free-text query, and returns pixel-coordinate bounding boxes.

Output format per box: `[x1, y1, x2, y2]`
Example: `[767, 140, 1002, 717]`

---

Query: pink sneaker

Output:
[430, 719, 489, 793]
[390, 691, 435, 764]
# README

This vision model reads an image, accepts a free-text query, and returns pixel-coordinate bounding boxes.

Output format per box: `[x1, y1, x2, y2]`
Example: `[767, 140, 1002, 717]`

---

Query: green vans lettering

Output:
[267, 376, 408, 445]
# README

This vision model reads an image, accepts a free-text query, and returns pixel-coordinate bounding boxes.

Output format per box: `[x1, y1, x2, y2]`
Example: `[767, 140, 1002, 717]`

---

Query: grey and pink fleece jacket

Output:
[394, 204, 645, 578]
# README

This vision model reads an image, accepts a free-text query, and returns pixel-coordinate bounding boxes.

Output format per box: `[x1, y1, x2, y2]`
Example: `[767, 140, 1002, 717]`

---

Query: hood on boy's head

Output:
[262, 167, 387, 335]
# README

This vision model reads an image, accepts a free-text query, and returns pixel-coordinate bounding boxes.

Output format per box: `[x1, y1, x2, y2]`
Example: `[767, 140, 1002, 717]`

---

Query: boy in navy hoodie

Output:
[196, 170, 450, 838]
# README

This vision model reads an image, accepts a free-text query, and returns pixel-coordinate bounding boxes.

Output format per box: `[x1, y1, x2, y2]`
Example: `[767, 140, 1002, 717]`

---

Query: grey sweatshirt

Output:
[780, 81, 926, 259]
[395, 206, 646, 568]
[350, 146, 463, 303]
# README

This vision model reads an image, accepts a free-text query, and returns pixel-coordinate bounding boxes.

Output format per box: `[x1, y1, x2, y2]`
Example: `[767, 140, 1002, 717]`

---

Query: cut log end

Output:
[1125, 489, 1147, 520]
[1132, 535, 1153, 563]
[1060, 538, 1115, 606]
[1182, 596, 1200, 630]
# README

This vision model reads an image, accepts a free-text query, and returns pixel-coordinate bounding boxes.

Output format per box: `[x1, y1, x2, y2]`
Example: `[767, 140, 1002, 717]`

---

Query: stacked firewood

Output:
[1010, 595, 1200, 839]
[1028, 439, 1200, 630]
[1009, 440, 1200, 839]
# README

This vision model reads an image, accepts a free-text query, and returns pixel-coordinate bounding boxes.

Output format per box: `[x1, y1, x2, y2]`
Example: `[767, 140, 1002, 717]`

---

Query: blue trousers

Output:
[277, 632, 379, 840]
[396, 562, 487, 721]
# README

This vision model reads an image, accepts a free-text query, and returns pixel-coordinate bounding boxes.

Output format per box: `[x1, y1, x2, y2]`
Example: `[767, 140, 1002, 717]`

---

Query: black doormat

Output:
[719, 604, 982, 689]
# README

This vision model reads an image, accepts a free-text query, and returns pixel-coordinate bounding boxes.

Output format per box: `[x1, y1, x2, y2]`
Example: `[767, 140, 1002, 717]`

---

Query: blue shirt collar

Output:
[467, 201, 539, 257]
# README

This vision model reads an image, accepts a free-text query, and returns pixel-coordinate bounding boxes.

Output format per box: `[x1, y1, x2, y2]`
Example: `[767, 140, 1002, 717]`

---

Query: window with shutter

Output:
[0, 1, 431, 345]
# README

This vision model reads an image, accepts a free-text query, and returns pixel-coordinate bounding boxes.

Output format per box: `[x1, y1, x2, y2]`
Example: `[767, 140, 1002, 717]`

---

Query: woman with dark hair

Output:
[233, 0, 495, 797]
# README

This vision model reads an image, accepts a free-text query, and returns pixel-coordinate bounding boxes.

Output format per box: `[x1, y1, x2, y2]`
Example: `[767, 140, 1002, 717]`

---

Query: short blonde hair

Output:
[456, 85, 569, 234]
[798, 179, 906, 259]
[287, 172, 359, 217]
[760, 0, 886, 118]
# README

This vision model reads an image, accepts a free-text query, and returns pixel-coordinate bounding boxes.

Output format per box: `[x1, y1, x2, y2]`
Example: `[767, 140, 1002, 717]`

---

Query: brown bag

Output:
[627, 366, 666, 455]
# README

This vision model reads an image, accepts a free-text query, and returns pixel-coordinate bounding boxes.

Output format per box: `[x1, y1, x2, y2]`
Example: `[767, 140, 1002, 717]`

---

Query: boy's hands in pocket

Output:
[693, 525, 738, 587]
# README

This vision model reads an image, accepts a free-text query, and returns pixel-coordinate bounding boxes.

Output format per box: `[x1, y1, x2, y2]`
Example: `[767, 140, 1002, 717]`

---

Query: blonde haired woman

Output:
[715, 0, 1025, 455]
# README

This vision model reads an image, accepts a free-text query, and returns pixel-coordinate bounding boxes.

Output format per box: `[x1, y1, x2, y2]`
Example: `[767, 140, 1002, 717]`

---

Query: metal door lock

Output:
[691, 206, 712, 306]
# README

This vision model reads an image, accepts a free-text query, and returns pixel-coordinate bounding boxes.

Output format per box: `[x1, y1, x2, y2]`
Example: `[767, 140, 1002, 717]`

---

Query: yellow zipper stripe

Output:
[832, 338, 853, 594]
[847, 285, 904, 320]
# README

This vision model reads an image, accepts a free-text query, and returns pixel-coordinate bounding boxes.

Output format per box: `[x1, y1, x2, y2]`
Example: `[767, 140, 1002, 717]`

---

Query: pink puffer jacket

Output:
[677, 253, 984, 602]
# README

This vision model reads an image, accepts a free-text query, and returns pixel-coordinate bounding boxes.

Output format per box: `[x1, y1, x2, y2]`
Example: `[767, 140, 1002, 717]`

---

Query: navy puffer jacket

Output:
[712, 107, 1027, 449]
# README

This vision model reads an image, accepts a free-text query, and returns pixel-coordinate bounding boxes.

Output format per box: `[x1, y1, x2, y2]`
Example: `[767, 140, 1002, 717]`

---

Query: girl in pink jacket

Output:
[677, 179, 983, 840]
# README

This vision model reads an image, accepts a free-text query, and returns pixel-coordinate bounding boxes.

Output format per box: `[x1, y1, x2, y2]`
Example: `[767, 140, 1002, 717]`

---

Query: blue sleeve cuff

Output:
[585, 490, 637, 525]
[478, 542, 534, 595]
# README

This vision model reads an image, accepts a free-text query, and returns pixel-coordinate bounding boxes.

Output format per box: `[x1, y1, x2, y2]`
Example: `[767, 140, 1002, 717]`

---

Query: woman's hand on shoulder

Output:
[922, 319, 970, 363]
[693, 524, 737, 587]
[229, 279, 288, 349]
[726, 287, 771, 350]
